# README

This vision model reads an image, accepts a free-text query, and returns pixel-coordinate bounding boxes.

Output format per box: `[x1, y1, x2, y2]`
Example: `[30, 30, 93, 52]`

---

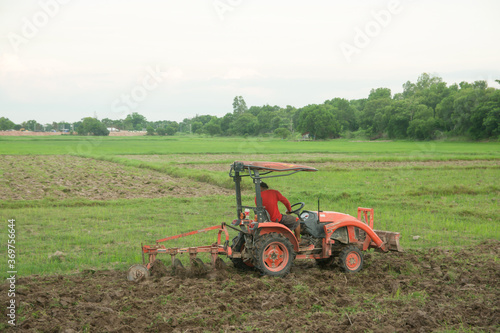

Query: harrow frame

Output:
[141, 223, 232, 269]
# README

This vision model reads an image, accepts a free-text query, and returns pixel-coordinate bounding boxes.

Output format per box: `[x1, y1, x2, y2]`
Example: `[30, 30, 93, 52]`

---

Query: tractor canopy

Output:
[233, 161, 318, 173]
[230, 161, 317, 223]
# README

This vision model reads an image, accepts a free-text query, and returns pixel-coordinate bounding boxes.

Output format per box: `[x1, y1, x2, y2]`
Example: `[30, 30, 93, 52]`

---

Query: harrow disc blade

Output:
[172, 258, 186, 275]
[127, 264, 150, 282]
[191, 257, 209, 275]
[191, 257, 206, 269]
[215, 257, 227, 269]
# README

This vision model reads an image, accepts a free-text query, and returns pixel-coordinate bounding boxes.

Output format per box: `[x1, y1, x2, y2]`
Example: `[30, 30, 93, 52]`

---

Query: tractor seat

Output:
[299, 211, 326, 238]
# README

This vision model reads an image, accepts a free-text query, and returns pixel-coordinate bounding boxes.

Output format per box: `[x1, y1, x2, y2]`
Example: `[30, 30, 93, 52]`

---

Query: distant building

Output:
[107, 127, 119, 132]
[301, 132, 312, 140]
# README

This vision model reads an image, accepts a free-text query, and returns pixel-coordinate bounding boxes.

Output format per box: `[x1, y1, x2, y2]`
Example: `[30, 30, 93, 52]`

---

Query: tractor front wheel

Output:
[254, 232, 295, 277]
[338, 245, 363, 273]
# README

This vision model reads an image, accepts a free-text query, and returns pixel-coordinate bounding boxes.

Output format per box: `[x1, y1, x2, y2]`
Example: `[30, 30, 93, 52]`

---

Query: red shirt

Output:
[255, 189, 292, 222]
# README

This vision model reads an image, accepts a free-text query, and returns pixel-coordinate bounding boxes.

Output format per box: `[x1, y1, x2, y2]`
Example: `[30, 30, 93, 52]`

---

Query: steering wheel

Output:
[289, 202, 305, 215]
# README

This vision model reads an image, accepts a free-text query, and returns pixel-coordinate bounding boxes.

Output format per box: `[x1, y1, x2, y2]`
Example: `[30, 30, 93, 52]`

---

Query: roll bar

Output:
[229, 161, 317, 223]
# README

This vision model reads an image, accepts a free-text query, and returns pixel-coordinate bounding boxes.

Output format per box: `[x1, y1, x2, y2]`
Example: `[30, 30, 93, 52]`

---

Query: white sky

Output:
[1, 0, 499, 124]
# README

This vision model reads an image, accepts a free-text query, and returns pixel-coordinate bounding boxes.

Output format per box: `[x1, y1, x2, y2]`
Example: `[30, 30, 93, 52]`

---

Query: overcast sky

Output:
[1, 0, 499, 125]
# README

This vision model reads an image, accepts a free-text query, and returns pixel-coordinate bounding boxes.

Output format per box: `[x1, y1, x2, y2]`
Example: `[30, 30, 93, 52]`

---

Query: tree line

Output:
[1, 73, 499, 140]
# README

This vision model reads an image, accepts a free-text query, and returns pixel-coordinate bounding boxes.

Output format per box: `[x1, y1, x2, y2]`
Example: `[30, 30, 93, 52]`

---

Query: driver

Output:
[256, 182, 301, 242]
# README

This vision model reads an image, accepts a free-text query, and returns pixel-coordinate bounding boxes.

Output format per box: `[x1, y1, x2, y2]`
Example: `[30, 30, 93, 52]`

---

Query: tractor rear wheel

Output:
[253, 232, 295, 277]
[338, 245, 363, 273]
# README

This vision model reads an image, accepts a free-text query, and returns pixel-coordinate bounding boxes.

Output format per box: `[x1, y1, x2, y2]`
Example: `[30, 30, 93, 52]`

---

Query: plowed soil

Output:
[2, 240, 498, 332]
[0, 155, 230, 200]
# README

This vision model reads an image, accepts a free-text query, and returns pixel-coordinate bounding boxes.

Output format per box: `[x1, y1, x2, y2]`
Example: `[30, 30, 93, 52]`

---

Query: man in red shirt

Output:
[257, 182, 301, 241]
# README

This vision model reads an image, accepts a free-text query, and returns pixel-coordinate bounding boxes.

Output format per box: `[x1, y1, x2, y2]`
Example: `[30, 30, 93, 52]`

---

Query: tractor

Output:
[127, 161, 402, 280]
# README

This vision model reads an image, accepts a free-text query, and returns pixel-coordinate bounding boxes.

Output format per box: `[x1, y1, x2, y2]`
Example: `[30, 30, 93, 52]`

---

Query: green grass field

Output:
[1, 135, 499, 157]
[0, 136, 499, 278]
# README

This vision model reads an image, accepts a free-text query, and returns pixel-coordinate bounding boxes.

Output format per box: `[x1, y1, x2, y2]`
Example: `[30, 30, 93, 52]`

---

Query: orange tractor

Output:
[127, 161, 402, 280]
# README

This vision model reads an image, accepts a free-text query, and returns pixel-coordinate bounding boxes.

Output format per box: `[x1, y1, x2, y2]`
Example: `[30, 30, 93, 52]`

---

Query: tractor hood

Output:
[316, 211, 355, 223]
[301, 210, 355, 224]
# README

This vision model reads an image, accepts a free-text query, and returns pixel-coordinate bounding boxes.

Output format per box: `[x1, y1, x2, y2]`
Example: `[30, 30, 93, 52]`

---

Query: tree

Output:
[324, 98, 358, 131]
[358, 88, 392, 135]
[407, 118, 438, 140]
[191, 121, 203, 134]
[280, 105, 297, 132]
[124, 112, 147, 131]
[220, 113, 234, 135]
[368, 87, 391, 100]
[156, 128, 166, 136]
[436, 95, 456, 131]
[296, 105, 340, 139]
[402, 73, 447, 118]
[165, 124, 177, 135]
[385, 100, 411, 139]
[232, 96, 248, 114]
[359, 98, 392, 135]
[415, 73, 443, 91]
[72, 121, 82, 133]
[470, 89, 500, 139]
[101, 118, 115, 128]
[257, 110, 275, 134]
[452, 88, 479, 135]
[78, 118, 109, 136]
[229, 113, 258, 135]
[274, 127, 291, 139]
[165, 122, 179, 135]
[44, 123, 54, 132]
[179, 118, 192, 133]
[483, 106, 500, 138]
[0, 117, 15, 130]
[191, 115, 214, 125]
[22, 120, 41, 131]
[402, 81, 416, 99]
[111, 119, 125, 130]
[146, 126, 155, 136]
[204, 118, 221, 136]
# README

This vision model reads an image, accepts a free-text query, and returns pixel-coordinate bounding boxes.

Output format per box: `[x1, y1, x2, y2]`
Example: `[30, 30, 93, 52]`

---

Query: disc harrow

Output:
[127, 223, 232, 281]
